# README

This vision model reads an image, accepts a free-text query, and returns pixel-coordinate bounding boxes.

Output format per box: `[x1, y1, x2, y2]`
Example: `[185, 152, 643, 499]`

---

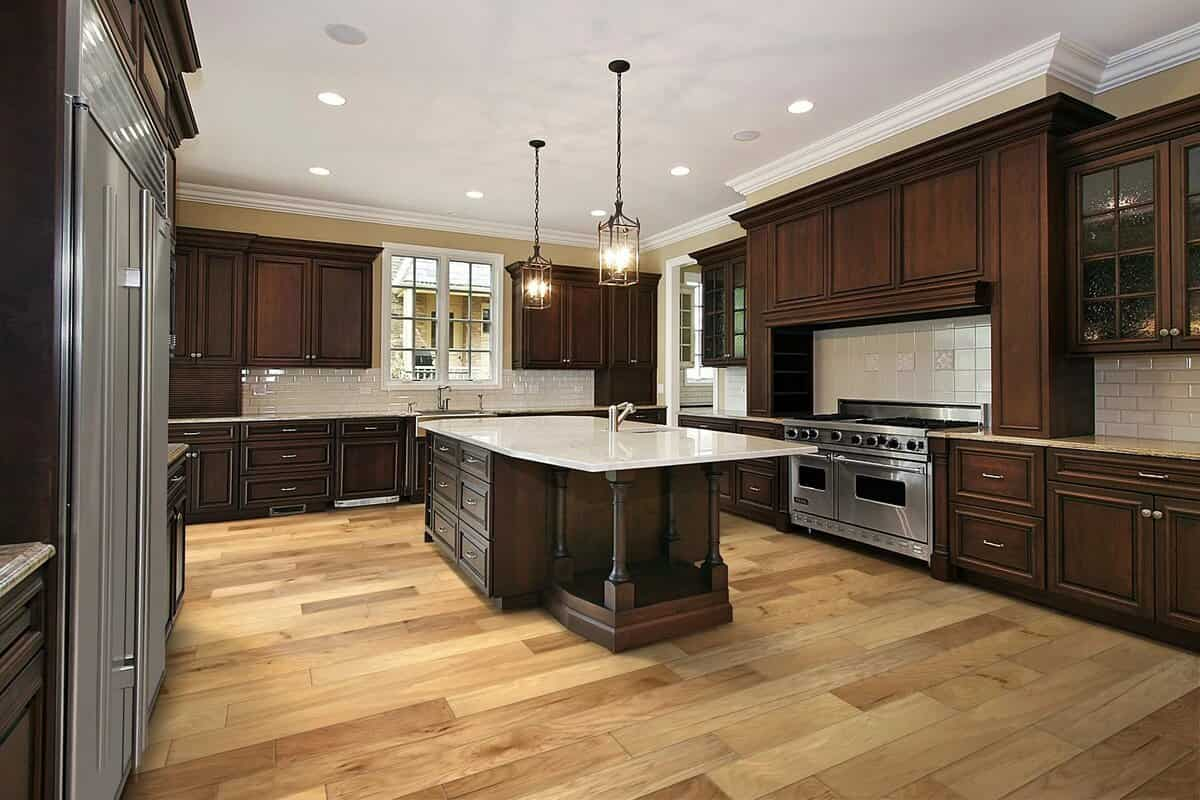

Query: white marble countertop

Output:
[0, 543, 55, 601]
[676, 408, 797, 425]
[170, 405, 666, 425]
[421, 416, 818, 473]
[930, 429, 1200, 462]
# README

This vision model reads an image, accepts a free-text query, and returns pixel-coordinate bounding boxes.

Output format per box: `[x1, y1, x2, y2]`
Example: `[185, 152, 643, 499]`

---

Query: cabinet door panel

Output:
[1047, 482, 1155, 618]
[607, 286, 634, 366]
[247, 255, 310, 365]
[565, 281, 605, 367]
[634, 285, 656, 366]
[523, 279, 565, 367]
[1156, 496, 1200, 634]
[311, 260, 371, 366]
[773, 210, 826, 307]
[195, 249, 245, 364]
[188, 445, 237, 515]
[900, 161, 981, 286]
[701, 264, 727, 363]
[1171, 135, 1200, 349]
[172, 246, 195, 361]
[337, 438, 402, 500]
[830, 189, 893, 296]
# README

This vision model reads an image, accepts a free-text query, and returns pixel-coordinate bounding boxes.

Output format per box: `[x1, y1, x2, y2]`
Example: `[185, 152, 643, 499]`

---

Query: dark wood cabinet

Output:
[167, 454, 187, 632]
[310, 260, 373, 366]
[186, 443, 237, 518]
[676, 415, 787, 528]
[173, 229, 252, 365]
[337, 438, 404, 501]
[690, 238, 747, 366]
[898, 160, 983, 287]
[565, 281, 606, 368]
[0, 573, 47, 800]
[830, 188, 894, 296]
[607, 282, 657, 368]
[508, 265, 607, 369]
[1155, 496, 1200, 634]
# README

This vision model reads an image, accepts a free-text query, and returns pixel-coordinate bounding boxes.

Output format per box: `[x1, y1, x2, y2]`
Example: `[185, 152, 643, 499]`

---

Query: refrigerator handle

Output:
[132, 186, 153, 768]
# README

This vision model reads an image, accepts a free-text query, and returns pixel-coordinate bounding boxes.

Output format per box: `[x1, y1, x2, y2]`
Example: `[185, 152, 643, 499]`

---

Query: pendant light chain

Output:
[522, 138, 552, 309]
[615, 69, 622, 206]
[533, 144, 541, 250]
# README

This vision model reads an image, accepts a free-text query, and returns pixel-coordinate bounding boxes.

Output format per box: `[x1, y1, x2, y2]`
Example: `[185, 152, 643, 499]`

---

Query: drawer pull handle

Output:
[748, 486, 761, 493]
[464, 548, 477, 559]
[364, 426, 378, 431]
[437, 481, 449, 489]
[982, 539, 1005, 549]
[437, 446, 450, 452]
[181, 432, 202, 437]
[170, 475, 185, 484]
[280, 454, 298, 459]
[980, 472, 1005, 480]
[437, 526, 448, 534]
[1138, 472, 1169, 480]
[465, 456, 480, 464]
[280, 486, 297, 493]
[281, 428, 298, 433]
[464, 497, 477, 506]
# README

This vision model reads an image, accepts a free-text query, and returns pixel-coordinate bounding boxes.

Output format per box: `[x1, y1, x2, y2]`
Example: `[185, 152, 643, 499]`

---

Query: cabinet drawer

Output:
[735, 465, 777, 512]
[0, 576, 43, 691]
[951, 504, 1044, 589]
[168, 457, 188, 501]
[736, 420, 784, 440]
[242, 420, 333, 440]
[430, 503, 456, 552]
[429, 435, 460, 465]
[242, 440, 333, 473]
[678, 415, 737, 433]
[457, 522, 489, 592]
[459, 474, 490, 536]
[432, 460, 460, 509]
[629, 409, 665, 424]
[339, 418, 404, 438]
[459, 443, 491, 481]
[169, 422, 237, 442]
[952, 442, 1044, 516]
[1050, 448, 1200, 501]
[240, 473, 331, 506]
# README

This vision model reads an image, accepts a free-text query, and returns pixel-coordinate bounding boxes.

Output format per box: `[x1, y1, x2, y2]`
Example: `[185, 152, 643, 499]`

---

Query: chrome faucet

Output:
[608, 402, 637, 432]
[436, 385, 451, 411]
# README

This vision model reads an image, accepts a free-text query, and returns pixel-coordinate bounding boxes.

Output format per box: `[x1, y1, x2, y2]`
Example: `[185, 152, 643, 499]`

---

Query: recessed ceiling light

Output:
[465, 190, 484, 199]
[670, 165, 691, 176]
[317, 91, 347, 106]
[733, 129, 761, 142]
[590, 209, 606, 217]
[308, 166, 331, 176]
[788, 99, 814, 114]
[324, 23, 368, 46]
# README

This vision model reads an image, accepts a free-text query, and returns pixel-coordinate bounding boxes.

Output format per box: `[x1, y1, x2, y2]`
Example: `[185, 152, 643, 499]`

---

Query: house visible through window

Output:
[384, 244, 503, 387]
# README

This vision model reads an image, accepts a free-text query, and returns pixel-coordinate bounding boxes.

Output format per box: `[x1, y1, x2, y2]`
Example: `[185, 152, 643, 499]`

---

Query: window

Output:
[684, 283, 713, 384]
[383, 244, 504, 387]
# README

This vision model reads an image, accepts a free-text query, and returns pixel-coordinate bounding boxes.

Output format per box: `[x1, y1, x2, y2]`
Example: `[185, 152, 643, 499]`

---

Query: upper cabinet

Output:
[690, 237, 747, 366]
[507, 264, 607, 369]
[898, 160, 983, 288]
[1062, 94, 1200, 354]
[174, 229, 252, 365]
[607, 279, 658, 368]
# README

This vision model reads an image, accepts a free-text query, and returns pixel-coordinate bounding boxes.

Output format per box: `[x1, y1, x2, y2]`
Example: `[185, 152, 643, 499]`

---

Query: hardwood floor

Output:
[124, 505, 1199, 800]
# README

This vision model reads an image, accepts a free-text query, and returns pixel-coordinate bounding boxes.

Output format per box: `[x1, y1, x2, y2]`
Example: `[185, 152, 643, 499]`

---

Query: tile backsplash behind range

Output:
[1094, 355, 1200, 441]
[241, 368, 595, 415]
[813, 315, 992, 413]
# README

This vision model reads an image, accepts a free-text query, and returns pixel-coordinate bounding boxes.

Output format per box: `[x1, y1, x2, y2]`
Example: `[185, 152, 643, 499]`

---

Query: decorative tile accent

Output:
[934, 350, 955, 371]
[1094, 356, 1200, 441]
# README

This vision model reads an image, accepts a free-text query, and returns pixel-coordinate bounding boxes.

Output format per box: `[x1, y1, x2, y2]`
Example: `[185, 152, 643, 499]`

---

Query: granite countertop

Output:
[0, 543, 55, 601]
[676, 408, 796, 426]
[171, 405, 666, 425]
[930, 429, 1200, 462]
[168, 443, 189, 465]
[421, 416, 817, 473]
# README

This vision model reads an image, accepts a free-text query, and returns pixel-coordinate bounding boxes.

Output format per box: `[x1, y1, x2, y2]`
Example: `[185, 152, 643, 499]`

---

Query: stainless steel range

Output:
[783, 400, 985, 562]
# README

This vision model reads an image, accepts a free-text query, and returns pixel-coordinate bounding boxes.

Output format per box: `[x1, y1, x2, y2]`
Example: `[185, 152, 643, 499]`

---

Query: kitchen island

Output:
[420, 416, 816, 651]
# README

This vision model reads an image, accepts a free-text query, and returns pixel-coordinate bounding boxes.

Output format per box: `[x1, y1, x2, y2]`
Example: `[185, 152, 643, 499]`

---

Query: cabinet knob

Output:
[1170, 328, 1181, 337]
[1152, 510, 1164, 520]
[1159, 329, 1170, 337]
[1141, 508, 1152, 517]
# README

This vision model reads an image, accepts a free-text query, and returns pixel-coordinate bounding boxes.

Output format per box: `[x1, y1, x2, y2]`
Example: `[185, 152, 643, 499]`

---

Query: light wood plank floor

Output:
[123, 504, 1200, 800]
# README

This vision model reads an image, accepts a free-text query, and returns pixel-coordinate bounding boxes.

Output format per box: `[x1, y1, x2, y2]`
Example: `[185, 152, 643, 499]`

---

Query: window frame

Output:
[684, 282, 714, 385]
[380, 242, 505, 390]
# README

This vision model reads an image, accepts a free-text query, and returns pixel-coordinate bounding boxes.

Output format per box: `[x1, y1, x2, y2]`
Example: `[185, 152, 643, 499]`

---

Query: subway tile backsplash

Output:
[1094, 356, 1200, 441]
[240, 368, 595, 415]
[813, 315, 992, 412]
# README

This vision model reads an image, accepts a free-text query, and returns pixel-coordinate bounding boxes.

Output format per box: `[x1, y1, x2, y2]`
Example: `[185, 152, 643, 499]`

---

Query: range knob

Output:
[830, 430, 843, 442]
[864, 436, 878, 447]
[807, 428, 820, 440]
[905, 440, 918, 451]
[886, 438, 900, 449]
[784, 428, 799, 440]
[849, 434, 863, 446]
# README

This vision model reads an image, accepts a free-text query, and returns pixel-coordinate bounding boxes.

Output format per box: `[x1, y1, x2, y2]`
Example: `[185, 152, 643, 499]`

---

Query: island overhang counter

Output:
[420, 416, 818, 651]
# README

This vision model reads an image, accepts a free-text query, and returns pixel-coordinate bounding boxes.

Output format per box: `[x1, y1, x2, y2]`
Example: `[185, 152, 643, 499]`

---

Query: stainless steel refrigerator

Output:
[62, 1, 171, 797]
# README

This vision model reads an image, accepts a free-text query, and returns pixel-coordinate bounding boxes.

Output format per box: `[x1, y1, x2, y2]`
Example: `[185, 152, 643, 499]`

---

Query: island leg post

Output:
[663, 467, 686, 563]
[604, 470, 635, 612]
[551, 468, 573, 584]
[701, 463, 728, 591]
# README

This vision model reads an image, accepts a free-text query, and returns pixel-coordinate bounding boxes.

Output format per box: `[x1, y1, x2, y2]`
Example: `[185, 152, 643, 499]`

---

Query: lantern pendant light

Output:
[598, 59, 640, 287]
[521, 139, 553, 309]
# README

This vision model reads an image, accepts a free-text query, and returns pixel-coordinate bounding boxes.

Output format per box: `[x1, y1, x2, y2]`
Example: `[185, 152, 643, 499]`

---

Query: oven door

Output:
[790, 451, 836, 520]
[834, 454, 928, 543]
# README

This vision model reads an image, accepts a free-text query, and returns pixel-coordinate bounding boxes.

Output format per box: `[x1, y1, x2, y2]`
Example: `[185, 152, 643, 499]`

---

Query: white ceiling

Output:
[179, 1, 1198, 240]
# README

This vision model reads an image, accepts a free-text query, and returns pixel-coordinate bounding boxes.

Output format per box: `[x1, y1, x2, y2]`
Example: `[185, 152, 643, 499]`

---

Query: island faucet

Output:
[608, 401, 637, 432]
[436, 385, 451, 411]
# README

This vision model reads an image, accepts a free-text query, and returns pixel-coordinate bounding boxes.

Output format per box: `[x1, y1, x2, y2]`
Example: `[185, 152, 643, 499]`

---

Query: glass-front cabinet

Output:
[693, 237, 748, 367]
[701, 262, 727, 363]
[1173, 134, 1200, 349]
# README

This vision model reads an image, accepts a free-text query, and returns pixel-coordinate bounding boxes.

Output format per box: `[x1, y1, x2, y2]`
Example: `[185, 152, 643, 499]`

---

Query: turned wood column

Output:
[604, 470, 635, 611]
[551, 468, 573, 583]
[663, 466, 685, 562]
[702, 463, 728, 591]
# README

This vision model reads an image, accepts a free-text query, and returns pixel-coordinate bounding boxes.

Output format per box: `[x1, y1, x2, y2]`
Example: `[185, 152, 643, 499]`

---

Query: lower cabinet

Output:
[676, 414, 788, 528]
[337, 438, 403, 501]
[1155, 496, 1200, 634]
[0, 573, 47, 800]
[951, 504, 1045, 589]
[187, 442, 238, 517]
[167, 455, 188, 632]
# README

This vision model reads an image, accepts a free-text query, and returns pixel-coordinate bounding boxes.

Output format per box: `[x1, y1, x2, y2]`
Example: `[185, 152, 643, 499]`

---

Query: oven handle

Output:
[793, 452, 832, 462]
[833, 454, 926, 475]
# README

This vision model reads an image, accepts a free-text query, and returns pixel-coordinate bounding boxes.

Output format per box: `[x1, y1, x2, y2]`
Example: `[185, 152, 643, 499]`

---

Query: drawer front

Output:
[0, 576, 43, 686]
[459, 443, 491, 482]
[339, 418, 404, 438]
[736, 420, 784, 440]
[169, 422, 237, 442]
[951, 504, 1044, 588]
[242, 441, 333, 473]
[430, 503, 456, 551]
[630, 409, 665, 424]
[432, 460, 460, 509]
[457, 523, 489, 591]
[168, 457, 188, 501]
[1050, 448, 1200, 501]
[952, 442, 1044, 516]
[240, 473, 331, 506]
[459, 474, 490, 536]
[678, 415, 737, 433]
[735, 464, 777, 512]
[242, 420, 334, 440]
[430, 434, 461, 465]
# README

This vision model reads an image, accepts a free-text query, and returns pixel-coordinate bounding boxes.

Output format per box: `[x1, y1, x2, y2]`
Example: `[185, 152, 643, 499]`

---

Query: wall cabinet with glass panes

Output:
[689, 237, 747, 367]
[1064, 95, 1200, 354]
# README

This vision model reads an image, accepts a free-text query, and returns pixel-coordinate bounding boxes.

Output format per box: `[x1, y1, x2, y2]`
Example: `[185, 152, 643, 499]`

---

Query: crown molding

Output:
[642, 201, 747, 251]
[1097, 21, 1200, 92]
[176, 183, 596, 248]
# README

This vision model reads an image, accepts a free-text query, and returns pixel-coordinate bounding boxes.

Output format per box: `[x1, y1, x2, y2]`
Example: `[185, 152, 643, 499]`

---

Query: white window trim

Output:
[683, 283, 713, 386]
[380, 242, 506, 390]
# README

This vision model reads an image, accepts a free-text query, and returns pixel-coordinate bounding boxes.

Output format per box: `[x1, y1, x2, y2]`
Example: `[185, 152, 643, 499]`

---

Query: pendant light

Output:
[598, 59, 640, 287]
[521, 139, 553, 309]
